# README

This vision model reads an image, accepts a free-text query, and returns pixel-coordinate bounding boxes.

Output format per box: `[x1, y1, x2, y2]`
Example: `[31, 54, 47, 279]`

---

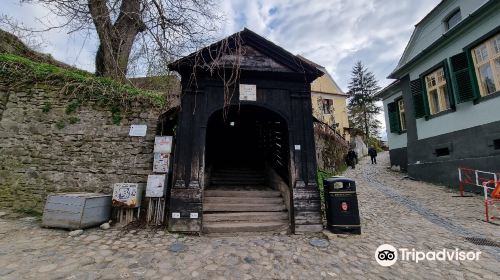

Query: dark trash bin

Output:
[323, 177, 361, 234]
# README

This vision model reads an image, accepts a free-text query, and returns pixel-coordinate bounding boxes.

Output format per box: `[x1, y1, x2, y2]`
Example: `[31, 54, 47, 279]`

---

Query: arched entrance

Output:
[203, 105, 291, 233]
[205, 105, 289, 181]
[167, 28, 323, 234]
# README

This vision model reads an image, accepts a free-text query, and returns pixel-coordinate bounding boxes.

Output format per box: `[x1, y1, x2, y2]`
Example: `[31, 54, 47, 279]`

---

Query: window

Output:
[435, 147, 450, 157]
[398, 99, 406, 131]
[424, 68, 451, 114]
[471, 33, 500, 96]
[494, 139, 500, 150]
[387, 99, 405, 133]
[321, 99, 333, 114]
[445, 10, 461, 31]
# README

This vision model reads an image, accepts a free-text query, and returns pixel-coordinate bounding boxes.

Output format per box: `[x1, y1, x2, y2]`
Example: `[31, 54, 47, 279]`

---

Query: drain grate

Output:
[464, 237, 500, 248]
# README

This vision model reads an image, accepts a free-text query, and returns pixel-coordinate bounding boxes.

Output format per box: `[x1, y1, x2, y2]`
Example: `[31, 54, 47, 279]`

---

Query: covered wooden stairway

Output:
[202, 166, 289, 234]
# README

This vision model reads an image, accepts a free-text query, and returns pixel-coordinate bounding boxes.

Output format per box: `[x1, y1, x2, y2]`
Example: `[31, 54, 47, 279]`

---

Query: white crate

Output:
[42, 193, 111, 229]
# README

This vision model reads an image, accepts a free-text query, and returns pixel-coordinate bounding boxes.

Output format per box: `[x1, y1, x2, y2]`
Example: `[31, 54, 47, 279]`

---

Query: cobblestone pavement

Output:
[0, 152, 498, 280]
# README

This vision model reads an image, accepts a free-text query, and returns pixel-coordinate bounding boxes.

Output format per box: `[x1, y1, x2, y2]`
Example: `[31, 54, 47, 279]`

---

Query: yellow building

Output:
[303, 59, 350, 142]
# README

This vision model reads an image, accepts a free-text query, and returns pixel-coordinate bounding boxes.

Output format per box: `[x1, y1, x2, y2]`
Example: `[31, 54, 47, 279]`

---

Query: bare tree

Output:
[3, 0, 221, 82]
[0, 15, 47, 51]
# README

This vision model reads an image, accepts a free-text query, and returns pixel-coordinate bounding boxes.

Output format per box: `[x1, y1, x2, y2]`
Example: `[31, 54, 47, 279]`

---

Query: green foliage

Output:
[66, 100, 80, 114]
[317, 170, 332, 220]
[68, 116, 80, 124]
[0, 53, 167, 119]
[15, 207, 42, 217]
[347, 61, 382, 138]
[55, 120, 65, 129]
[110, 106, 122, 125]
[366, 137, 383, 152]
[41, 102, 51, 112]
[317, 167, 347, 219]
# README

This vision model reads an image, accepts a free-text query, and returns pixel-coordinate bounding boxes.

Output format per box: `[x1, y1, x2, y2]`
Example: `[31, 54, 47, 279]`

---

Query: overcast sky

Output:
[2, 0, 441, 138]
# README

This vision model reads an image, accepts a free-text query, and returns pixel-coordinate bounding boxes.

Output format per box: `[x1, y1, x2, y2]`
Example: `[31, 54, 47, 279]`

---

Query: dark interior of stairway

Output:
[204, 105, 290, 234]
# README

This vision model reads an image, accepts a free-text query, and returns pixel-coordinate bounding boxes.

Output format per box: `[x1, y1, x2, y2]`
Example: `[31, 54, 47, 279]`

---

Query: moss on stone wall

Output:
[0, 79, 166, 213]
[0, 33, 172, 213]
[0, 53, 167, 120]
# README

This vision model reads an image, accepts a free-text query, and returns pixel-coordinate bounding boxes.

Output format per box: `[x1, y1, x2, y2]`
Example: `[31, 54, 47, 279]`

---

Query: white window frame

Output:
[321, 98, 333, 115]
[398, 99, 406, 131]
[471, 33, 500, 96]
[425, 67, 450, 115]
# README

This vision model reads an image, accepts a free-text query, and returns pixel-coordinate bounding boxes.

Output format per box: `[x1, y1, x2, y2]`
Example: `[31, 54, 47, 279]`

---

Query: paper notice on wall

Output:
[153, 153, 170, 173]
[154, 136, 173, 153]
[146, 174, 167, 198]
[239, 84, 257, 101]
[129, 125, 147, 136]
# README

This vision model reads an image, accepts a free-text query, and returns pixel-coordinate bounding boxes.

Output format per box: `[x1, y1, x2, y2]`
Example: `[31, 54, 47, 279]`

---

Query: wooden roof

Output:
[169, 28, 323, 81]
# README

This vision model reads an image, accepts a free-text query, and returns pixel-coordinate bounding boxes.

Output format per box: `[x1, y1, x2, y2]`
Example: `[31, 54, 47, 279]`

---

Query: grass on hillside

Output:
[0, 53, 166, 109]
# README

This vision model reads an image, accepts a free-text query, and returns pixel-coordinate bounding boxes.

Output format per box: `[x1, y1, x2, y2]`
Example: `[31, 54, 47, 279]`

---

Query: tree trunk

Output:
[89, 0, 145, 82]
[94, 29, 139, 82]
[363, 106, 369, 139]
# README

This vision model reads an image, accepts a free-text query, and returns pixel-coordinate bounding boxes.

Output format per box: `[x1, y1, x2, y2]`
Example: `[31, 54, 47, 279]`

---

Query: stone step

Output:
[203, 203, 286, 212]
[204, 190, 281, 198]
[203, 212, 289, 222]
[210, 180, 265, 186]
[213, 169, 263, 172]
[211, 172, 265, 177]
[210, 177, 266, 182]
[204, 196, 284, 204]
[203, 221, 288, 234]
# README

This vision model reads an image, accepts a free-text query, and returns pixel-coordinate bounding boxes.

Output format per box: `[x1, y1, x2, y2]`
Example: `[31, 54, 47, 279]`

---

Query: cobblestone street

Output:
[0, 152, 498, 280]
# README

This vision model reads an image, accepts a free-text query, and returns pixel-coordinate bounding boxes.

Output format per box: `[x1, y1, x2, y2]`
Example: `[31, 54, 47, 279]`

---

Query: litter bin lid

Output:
[324, 177, 355, 183]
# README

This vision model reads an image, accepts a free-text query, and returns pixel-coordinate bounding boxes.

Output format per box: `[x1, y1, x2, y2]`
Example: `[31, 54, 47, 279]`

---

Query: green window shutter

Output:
[442, 60, 456, 109]
[450, 52, 476, 103]
[410, 79, 426, 118]
[387, 102, 401, 133]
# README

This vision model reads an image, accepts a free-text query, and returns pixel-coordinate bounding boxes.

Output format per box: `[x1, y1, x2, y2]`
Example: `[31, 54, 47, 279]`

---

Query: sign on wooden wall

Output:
[239, 84, 257, 101]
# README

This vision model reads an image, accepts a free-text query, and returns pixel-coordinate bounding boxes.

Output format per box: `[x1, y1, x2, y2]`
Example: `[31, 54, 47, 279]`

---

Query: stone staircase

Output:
[203, 167, 289, 234]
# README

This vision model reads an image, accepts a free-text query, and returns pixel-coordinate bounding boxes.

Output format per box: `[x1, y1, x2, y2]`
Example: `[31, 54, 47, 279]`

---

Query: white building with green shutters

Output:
[376, 0, 500, 188]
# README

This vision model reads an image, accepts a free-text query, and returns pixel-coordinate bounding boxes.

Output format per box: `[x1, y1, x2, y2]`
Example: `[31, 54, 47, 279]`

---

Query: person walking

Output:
[345, 149, 358, 169]
[368, 146, 377, 164]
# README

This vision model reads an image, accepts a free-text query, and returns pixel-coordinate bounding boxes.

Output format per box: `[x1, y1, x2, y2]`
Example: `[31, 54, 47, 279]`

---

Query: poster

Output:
[112, 183, 144, 208]
[239, 84, 257, 101]
[153, 153, 170, 173]
[146, 174, 167, 197]
[154, 136, 173, 153]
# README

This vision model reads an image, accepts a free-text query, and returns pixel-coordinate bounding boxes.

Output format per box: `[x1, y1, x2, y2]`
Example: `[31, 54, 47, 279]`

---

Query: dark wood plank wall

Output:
[168, 68, 322, 233]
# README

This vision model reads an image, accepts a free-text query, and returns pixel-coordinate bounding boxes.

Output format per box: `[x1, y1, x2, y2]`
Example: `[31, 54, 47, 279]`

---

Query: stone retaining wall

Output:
[0, 83, 165, 211]
[314, 122, 349, 173]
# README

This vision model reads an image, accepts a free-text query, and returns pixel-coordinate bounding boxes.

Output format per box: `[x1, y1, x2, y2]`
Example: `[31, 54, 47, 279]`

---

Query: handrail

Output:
[313, 121, 349, 148]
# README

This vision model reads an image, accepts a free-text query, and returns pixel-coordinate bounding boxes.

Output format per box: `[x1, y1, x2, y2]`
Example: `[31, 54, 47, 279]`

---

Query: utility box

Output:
[323, 177, 361, 234]
[42, 193, 112, 230]
[112, 183, 145, 208]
